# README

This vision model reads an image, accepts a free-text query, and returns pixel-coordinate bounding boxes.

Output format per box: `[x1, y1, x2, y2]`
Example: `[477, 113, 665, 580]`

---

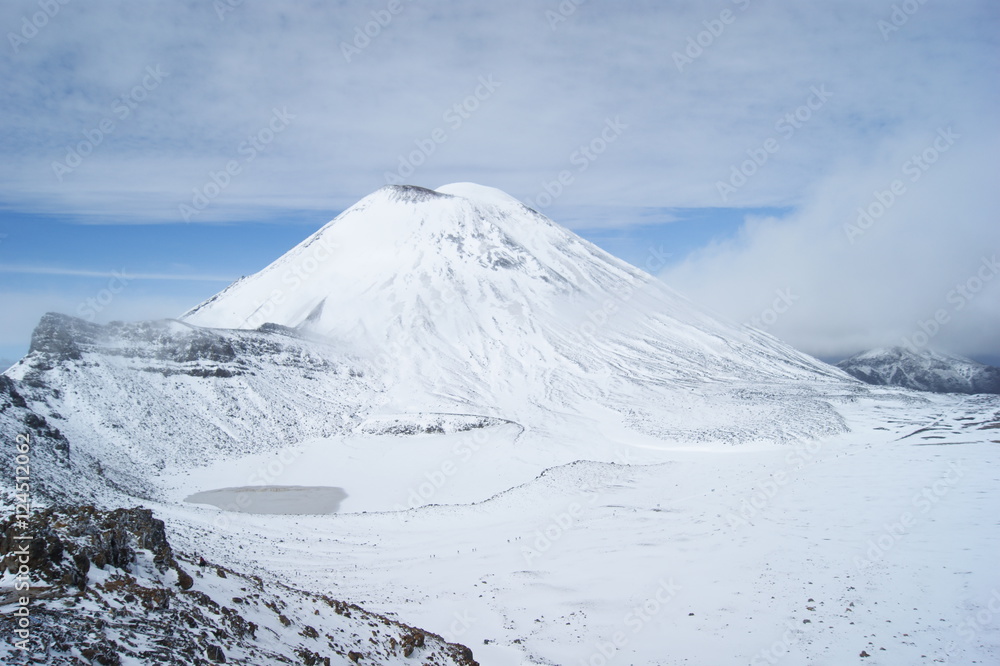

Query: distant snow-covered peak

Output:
[837, 346, 1000, 394]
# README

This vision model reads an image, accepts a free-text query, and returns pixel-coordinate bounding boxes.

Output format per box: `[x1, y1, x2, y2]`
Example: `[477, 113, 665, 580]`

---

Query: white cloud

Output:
[662, 117, 1000, 360]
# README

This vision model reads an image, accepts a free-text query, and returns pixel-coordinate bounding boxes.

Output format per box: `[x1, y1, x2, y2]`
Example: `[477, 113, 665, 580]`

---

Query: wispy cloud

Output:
[0, 265, 235, 282]
[662, 122, 1000, 360]
[0, 1, 995, 221]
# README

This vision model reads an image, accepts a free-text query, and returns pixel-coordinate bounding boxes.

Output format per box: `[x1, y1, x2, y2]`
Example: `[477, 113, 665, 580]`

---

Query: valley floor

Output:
[145, 392, 1000, 665]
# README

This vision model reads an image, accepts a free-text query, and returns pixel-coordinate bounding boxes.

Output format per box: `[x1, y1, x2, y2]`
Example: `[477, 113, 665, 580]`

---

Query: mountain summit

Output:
[182, 183, 847, 431]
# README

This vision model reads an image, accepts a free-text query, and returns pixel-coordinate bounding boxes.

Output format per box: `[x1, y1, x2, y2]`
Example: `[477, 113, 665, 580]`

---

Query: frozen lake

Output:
[185, 485, 348, 515]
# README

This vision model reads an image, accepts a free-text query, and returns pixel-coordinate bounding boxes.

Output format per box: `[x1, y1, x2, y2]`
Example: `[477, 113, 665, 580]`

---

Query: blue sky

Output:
[1, 1, 997, 365]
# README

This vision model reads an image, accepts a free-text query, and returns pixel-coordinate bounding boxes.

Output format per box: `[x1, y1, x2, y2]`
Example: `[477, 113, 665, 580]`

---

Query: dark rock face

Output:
[0, 506, 181, 586]
[206, 644, 227, 662]
[28, 312, 238, 369]
[837, 347, 1000, 395]
[19, 412, 69, 461]
[19, 313, 356, 391]
[28, 313, 96, 360]
[380, 184, 450, 204]
[0, 375, 27, 409]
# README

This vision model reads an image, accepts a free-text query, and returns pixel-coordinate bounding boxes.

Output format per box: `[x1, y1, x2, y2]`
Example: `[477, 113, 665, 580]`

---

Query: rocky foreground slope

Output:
[0, 505, 477, 665]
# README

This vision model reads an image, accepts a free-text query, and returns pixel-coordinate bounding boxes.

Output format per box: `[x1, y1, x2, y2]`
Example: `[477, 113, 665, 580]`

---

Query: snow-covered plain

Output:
[3, 184, 998, 664]
[147, 391, 1000, 665]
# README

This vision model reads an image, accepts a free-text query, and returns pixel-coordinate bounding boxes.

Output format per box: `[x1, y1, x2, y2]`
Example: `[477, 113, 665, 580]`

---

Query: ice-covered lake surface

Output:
[185, 485, 348, 514]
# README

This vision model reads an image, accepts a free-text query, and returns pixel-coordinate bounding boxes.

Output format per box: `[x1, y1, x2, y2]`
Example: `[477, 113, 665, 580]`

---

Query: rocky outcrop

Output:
[28, 313, 239, 369]
[1, 506, 182, 589]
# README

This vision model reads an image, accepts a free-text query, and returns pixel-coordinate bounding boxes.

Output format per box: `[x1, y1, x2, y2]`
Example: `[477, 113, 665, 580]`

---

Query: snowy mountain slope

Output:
[0, 374, 77, 506]
[182, 183, 850, 426]
[837, 346, 1000, 394]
